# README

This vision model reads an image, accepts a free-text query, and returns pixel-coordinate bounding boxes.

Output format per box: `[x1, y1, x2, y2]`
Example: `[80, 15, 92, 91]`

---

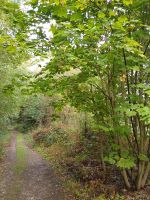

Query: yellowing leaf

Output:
[117, 158, 135, 169]
[123, 0, 133, 6]
[120, 73, 126, 82]
[109, 10, 116, 16]
[112, 21, 125, 31]
[60, 0, 67, 6]
[118, 15, 128, 23]
[98, 12, 105, 19]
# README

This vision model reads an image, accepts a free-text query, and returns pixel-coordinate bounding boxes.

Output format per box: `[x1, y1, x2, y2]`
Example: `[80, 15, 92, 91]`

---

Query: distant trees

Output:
[18, 95, 50, 131]
[0, 0, 29, 132]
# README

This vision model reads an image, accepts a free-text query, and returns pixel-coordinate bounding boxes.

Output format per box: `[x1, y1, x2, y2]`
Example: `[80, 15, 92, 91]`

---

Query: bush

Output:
[32, 128, 48, 144]
[33, 127, 68, 146]
[0, 132, 12, 160]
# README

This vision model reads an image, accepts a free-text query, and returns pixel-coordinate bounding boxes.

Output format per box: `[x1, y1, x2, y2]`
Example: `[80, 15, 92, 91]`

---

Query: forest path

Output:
[0, 132, 72, 200]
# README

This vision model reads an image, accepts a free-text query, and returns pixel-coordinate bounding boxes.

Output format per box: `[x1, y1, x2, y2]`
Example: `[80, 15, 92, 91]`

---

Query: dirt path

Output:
[0, 133, 73, 200]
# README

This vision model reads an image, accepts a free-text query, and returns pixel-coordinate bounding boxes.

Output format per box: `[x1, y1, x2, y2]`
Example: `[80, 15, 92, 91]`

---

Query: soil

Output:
[0, 133, 74, 200]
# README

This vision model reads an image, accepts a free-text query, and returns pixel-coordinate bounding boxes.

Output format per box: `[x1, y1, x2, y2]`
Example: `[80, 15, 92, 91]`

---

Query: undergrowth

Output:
[25, 126, 125, 200]
[0, 131, 12, 161]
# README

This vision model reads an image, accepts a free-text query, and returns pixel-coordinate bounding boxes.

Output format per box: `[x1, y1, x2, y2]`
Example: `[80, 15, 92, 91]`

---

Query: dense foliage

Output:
[27, 0, 150, 190]
[0, 0, 29, 132]
[18, 95, 49, 131]
[0, 0, 150, 198]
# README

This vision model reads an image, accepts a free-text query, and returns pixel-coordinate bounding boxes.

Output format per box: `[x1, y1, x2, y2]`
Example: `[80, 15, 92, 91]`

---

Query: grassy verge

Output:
[13, 134, 27, 175]
[23, 133, 34, 148]
[0, 132, 12, 161]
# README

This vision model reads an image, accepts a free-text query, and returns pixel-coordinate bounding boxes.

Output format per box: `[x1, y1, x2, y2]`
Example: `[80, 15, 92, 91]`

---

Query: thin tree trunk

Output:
[141, 162, 150, 188]
[122, 169, 131, 189]
[137, 161, 145, 190]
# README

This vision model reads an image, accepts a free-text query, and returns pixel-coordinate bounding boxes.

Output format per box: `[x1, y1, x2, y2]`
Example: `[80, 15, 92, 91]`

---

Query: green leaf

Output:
[112, 21, 125, 31]
[50, 25, 57, 34]
[109, 10, 116, 17]
[70, 12, 83, 21]
[132, 66, 140, 71]
[98, 12, 105, 19]
[118, 15, 128, 23]
[145, 90, 150, 95]
[123, 0, 133, 6]
[104, 156, 116, 165]
[115, 126, 131, 136]
[138, 154, 149, 161]
[126, 110, 136, 117]
[117, 158, 135, 169]
[53, 6, 67, 18]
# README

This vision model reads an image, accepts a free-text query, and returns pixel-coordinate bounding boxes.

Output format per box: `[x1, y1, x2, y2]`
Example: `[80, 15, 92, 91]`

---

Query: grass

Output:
[13, 134, 27, 175]
[0, 132, 12, 161]
[64, 179, 91, 200]
[23, 133, 34, 147]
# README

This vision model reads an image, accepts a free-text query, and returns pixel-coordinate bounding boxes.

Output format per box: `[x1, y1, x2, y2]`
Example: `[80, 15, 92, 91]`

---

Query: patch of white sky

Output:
[22, 55, 50, 73]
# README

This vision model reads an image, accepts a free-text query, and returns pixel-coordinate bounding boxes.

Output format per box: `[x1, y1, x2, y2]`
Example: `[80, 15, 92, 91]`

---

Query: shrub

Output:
[0, 132, 12, 160]
[32, 127, 68, 146]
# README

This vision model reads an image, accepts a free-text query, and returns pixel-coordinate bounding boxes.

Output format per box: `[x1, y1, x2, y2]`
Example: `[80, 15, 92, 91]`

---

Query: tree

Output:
[28, 0, 150, 190]
[0, 0, 29, 132]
